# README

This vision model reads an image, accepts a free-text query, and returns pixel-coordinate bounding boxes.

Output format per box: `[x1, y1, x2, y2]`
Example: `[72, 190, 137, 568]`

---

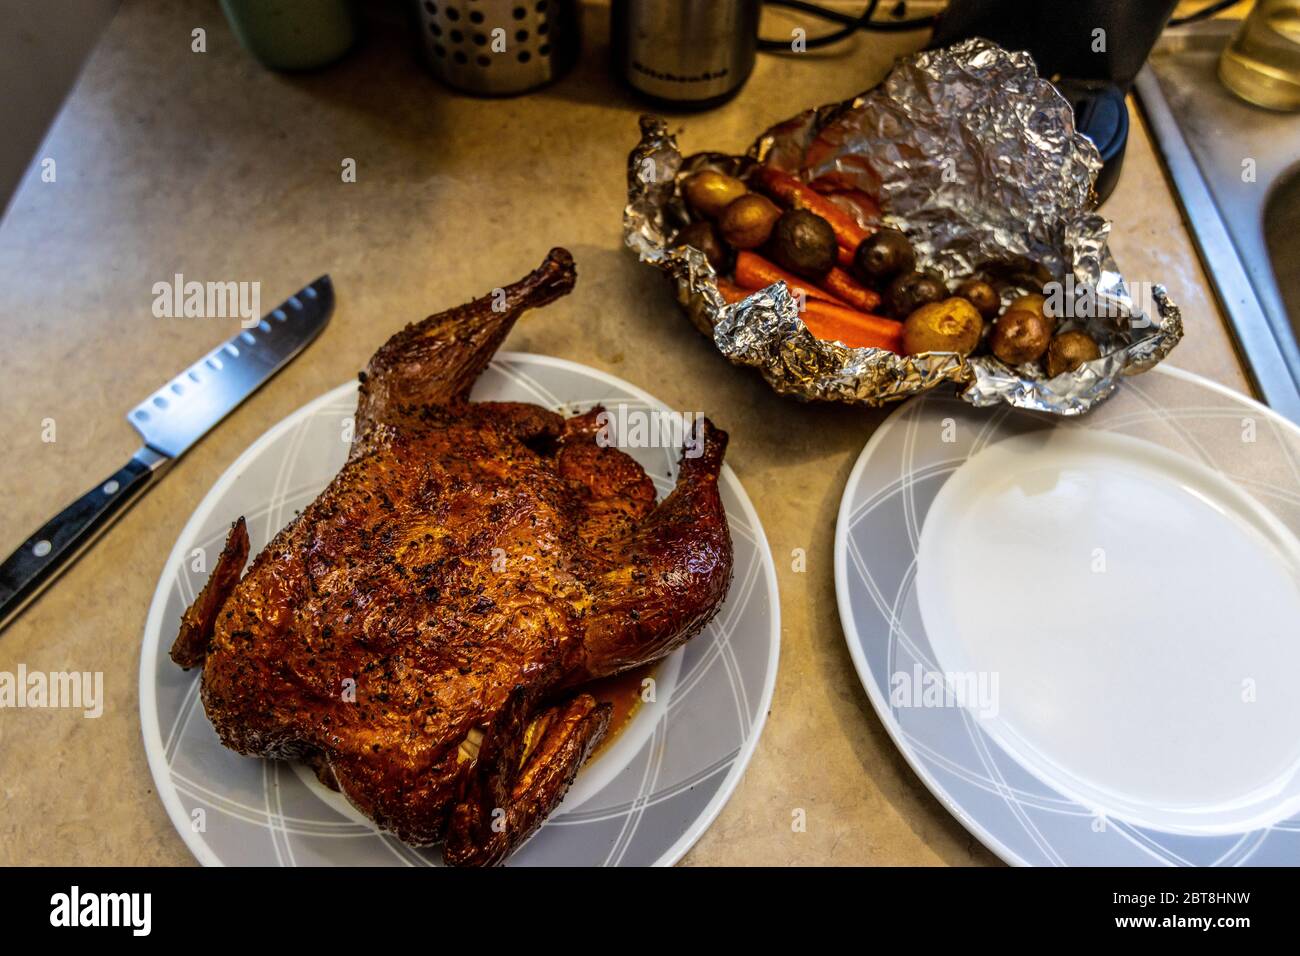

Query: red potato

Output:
[751, 166, 873, 252]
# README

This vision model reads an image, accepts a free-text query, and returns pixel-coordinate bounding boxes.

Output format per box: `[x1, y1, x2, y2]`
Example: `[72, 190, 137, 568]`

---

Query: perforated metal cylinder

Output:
[414, 0, 578, 95]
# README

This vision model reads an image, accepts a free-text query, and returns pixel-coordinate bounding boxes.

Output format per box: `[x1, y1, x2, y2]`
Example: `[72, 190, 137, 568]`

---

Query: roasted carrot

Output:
[821, 267, 881, 312]
[733, 251, 849, 308]
[836, 245, 856, 269]
[801, 299, 903, 353]
[716, 278, 752, 304]
[823, 187, 882, 225]
[752, 166, 873, 252]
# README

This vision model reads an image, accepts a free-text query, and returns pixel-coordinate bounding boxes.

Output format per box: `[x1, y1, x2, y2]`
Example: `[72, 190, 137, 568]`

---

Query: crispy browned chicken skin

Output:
[171, 249, 733, 866]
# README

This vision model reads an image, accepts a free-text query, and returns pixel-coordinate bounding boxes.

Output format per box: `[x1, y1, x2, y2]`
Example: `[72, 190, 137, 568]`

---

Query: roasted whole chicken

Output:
[171, 249, 733, 866]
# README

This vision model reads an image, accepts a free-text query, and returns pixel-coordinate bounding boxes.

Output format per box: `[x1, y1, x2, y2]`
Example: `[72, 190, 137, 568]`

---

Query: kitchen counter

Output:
[0, 0, 1251, 866]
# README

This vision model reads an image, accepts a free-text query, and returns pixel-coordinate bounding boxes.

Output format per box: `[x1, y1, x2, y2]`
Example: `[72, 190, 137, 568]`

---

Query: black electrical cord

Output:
[1168, 0, 1240, 27]
[758, 0, 937, 52]
[759, 0, 879, 50]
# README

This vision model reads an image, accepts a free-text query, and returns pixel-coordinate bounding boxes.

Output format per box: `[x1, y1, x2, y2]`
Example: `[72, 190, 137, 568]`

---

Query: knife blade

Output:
[0, 275, 334, 635]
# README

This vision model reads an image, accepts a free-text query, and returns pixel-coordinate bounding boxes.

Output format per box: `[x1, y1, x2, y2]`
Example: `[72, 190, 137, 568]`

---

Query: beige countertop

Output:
[0, 0, 1251, 866]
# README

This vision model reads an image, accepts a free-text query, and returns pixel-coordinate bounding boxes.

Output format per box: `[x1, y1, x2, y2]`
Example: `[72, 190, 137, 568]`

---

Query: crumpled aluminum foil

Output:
[623, 38, 1183, 415]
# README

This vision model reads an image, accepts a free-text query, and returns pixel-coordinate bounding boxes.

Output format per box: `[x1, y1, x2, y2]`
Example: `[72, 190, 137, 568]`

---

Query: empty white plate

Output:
[836, 365, 1300, 865]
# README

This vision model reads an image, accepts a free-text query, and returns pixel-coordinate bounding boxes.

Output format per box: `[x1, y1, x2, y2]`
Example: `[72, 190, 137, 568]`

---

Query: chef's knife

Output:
[0, 275, 334, 635]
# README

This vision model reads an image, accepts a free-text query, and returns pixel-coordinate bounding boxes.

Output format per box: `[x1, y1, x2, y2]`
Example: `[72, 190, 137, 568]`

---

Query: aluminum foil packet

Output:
[623, 38, 1183, 415]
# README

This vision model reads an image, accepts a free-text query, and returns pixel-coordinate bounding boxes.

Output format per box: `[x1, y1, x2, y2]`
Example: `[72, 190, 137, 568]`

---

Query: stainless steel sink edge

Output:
[1135, 24, 1300, 424]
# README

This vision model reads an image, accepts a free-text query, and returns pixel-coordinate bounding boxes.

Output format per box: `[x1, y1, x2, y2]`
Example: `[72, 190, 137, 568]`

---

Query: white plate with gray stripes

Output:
[140, 353, 780, 866]
[836, 365, 1300, 866]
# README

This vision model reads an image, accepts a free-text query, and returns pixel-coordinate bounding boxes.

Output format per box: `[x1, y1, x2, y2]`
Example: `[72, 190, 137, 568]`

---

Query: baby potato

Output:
[853, 228, 915, 284]
[902, 297, 984, 356]
[683, 170, 748, 219]
[1007, 292, 1056, 332]
[769, 209, 837, 279]
[956, 278, 1000, 319]
[1045, 330, 1101, 377]
[674, 220, 734, 274]
[719, 194, 781, 250]
[886, 270, 947, 318]
[1008, 292, 1046, 314]
[989, 309, 1051, 365]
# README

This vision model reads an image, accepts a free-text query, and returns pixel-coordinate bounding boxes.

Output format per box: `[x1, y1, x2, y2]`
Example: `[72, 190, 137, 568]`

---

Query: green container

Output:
[220, 0, 356, 71]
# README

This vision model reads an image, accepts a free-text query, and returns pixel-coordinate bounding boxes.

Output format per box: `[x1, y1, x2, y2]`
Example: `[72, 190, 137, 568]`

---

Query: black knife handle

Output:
[0, 452, 162, 634]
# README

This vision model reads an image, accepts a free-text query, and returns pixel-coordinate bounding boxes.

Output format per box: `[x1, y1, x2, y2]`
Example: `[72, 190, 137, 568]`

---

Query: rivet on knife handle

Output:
[0, 449, 167, 634]
[0, 275, 333, 636]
